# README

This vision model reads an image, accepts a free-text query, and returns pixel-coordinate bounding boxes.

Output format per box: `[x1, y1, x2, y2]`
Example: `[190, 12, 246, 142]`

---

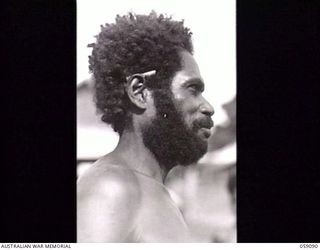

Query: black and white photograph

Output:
[3, 0, 320, 245]
[76, 0, 236, 243]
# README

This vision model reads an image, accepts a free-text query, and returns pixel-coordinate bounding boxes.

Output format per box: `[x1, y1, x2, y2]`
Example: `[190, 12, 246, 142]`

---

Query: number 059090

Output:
[300, 244, 318, 248]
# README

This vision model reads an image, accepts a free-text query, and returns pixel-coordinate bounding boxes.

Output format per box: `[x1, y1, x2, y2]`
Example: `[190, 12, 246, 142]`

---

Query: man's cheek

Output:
[181, 115, 194, 130]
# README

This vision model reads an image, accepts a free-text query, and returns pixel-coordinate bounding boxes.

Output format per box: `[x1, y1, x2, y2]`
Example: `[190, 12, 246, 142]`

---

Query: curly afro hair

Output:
[88, 11, 193, 134]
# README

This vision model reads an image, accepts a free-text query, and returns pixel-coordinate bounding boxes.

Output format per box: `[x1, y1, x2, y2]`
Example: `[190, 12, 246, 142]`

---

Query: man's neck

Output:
[111, 129, 169, 183]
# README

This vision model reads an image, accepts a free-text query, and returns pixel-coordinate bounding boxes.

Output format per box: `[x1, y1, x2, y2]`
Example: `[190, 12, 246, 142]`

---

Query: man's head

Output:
[89, 11, 193, 133]
[89, 12, 214, 167]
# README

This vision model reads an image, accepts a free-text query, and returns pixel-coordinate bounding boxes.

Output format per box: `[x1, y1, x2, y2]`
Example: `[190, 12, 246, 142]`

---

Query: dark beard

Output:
[142, 88, 208, 169]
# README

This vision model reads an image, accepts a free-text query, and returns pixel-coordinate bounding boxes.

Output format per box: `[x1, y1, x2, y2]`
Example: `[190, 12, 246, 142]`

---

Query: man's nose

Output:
[200, 97, 214, 117]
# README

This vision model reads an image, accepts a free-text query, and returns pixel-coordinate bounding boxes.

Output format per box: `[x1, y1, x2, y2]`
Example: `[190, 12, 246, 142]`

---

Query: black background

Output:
[2, 1, 76, 242]
[237, 0, 320, 242]
[2, 0, 320, 242]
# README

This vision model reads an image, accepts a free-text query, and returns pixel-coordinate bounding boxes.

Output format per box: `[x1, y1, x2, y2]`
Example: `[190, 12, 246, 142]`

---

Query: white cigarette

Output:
[142, 70, 156, 77]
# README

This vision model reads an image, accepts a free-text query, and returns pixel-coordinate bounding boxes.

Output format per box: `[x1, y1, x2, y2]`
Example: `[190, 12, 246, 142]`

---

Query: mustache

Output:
[193, 117, 214, 130]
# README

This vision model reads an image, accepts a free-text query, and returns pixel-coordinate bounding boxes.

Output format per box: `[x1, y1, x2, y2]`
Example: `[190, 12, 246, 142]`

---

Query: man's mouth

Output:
[197, 118, 214, 129]
[195, 118, 214, 139]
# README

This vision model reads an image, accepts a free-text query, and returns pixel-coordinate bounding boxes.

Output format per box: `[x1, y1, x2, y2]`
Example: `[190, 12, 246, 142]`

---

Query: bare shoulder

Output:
[77, 160, 141, 201]
[77, 160, 141, 242]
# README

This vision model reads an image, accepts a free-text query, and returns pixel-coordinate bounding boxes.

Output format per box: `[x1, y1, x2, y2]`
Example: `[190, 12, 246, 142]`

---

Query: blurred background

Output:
[77, 0, 236, 242]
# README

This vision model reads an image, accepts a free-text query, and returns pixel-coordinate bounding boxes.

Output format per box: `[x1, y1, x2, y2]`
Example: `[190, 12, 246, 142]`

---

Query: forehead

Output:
[171, 51, 203, 91]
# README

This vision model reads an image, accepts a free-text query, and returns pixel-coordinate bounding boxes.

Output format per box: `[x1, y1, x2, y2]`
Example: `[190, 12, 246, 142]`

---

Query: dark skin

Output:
[77, 50, 214, 242]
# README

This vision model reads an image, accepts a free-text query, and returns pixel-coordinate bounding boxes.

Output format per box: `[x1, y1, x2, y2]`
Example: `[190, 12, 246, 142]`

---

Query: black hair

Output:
[88, 11, 193, 133]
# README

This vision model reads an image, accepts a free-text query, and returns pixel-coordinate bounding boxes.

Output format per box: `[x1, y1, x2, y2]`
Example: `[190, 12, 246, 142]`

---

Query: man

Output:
[77, 12, 214, 242]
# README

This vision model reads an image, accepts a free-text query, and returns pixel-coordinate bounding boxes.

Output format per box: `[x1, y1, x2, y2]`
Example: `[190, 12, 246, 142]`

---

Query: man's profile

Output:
[77, 12, 214, 242]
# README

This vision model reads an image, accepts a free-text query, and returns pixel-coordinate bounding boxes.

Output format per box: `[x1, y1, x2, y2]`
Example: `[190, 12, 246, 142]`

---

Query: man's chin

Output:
[197, 127, 212, 141]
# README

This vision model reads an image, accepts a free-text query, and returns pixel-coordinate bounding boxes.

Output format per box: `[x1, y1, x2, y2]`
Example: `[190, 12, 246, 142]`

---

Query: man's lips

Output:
[196, 118, 214, 130]
[195, 118, 214, 138]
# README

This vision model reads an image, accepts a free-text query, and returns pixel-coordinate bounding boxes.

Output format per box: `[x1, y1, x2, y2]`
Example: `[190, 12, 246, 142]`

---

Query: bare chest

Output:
[128, 178, 190, 242]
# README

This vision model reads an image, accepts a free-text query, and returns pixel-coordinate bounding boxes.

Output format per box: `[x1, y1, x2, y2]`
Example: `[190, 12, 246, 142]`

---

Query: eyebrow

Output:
[182, 78, 205, 92]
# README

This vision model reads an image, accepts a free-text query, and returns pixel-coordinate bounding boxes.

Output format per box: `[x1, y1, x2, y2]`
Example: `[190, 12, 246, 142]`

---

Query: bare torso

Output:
[77, 157, 190, 242]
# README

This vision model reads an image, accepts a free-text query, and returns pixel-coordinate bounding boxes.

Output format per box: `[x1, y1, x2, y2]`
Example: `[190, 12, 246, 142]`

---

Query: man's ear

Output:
[125, 76, 151, 110]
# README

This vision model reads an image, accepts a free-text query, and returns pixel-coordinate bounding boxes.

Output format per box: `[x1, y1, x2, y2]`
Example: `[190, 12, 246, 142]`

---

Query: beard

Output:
[141, 88, 210, 170]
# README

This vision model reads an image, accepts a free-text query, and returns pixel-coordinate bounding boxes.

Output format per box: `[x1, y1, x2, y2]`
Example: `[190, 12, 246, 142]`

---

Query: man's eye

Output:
[188, 85, 200, 94]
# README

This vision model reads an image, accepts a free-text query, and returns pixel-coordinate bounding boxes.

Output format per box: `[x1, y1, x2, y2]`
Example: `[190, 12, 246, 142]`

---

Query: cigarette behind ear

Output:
[143, 70, 156, 77]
